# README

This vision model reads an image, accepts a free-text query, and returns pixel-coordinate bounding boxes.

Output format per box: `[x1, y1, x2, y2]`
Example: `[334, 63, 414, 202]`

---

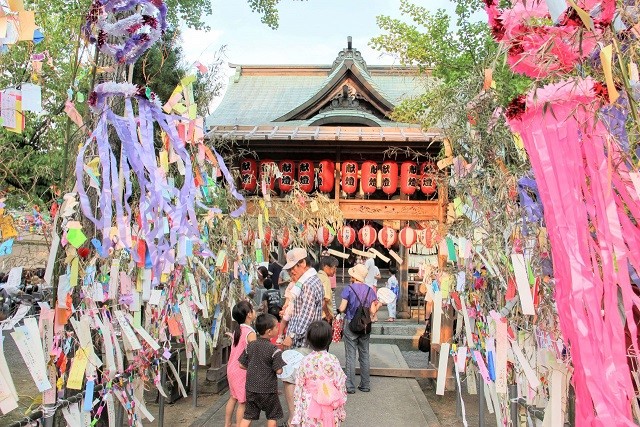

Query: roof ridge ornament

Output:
[332, 36, 368, 74]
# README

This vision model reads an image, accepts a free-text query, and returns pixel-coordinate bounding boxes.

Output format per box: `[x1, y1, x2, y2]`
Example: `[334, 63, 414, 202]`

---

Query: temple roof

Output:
[206, 38, 429, 129]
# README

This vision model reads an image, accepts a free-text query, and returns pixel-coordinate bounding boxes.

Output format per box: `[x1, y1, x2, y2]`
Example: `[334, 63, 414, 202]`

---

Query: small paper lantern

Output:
[420, 161, 437, 195]
[316, 226, 335, 247]
[358, 224, 377, 248]
[277, 228, 292, 248]
[417, 227, 434, 248]
[318, 160, 335, 193]
[341, 161, 358, 194]
[242, 228, 254, 245]
[278, 160, 296, 193]
[399, 226, 417, 248]
[302, 224, 317, 245]
[263, 226, 273, 246]
[240, 158, 257, 192]
[380, 161, 398, 195]
[400, 161, 418, 195]
[378, 226, 397, 249]
[298, 160, 315, 193]
[361, 161, 378, 194]
[337, 225, 356, 248]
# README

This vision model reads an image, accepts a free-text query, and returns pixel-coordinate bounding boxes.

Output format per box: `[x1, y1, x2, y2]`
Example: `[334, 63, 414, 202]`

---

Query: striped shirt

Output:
[288, 268, 324, 347]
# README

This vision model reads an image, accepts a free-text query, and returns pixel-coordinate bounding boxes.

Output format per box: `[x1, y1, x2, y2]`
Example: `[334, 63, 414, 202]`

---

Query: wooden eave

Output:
[274, 60, 395, 122]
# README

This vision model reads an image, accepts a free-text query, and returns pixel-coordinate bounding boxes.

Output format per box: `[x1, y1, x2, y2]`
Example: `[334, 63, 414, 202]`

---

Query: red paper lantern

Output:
[316, 226, 334, 247]
[378, 226, 397, 249]
[358, 225, 377, 248]
[337, 226, 356, 248]
[361, 161, 378, 194]
[420, 161, 437, 195]
[398, 226, 417, 248]
[380, 161, 398, 195]
[263, 226, 273, 246]
[242, 228, 254, 245]
[278, 160, 295, 193]
[260, 160, 277, 193]
[277, 228, 292, 248]
[240, 158, 257, 192]
[400, 161, 418, 195]
[298, 160, 315, 193]
[318, 160, 335, 193]
[341, 161, 358, 194]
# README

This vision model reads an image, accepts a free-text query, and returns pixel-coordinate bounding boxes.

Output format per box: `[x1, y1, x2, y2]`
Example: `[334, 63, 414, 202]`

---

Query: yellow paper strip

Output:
[599, 44, 620, 103]
[67, 347, 90, 390]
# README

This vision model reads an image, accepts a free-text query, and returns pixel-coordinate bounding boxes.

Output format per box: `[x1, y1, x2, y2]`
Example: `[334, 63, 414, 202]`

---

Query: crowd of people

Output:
[225, 247, 399, 427]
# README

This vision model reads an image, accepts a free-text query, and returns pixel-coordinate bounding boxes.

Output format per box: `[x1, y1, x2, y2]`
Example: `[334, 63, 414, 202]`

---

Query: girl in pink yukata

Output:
[292, 321, 347, 427]
[225, 301, 256, 427]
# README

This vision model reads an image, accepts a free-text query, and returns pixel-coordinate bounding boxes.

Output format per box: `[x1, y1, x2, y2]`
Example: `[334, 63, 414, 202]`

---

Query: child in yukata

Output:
[385, 266, 399, 322]
[276, 279, 303, 344]
[292, 321, 347, 427]
[239, 313, 287, 427]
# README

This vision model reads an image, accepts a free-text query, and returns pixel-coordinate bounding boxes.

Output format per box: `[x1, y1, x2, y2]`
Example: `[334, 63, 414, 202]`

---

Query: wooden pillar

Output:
[397, 219, 411, 319]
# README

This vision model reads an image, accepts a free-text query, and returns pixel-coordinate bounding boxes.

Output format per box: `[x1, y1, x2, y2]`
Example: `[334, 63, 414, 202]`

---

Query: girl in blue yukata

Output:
[385, 266, 399, 322]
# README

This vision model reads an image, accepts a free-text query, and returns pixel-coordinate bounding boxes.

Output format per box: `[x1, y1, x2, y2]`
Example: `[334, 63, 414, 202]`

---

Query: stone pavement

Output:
[191, 343, 440, 427]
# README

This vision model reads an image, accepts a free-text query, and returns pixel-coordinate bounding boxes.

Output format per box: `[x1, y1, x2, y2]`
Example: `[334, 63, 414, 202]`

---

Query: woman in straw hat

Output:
[337, 264, 381, 394]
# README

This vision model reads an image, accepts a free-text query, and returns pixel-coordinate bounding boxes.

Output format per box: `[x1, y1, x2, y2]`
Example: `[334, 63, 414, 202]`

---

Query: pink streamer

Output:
[508, 78, 640, 426]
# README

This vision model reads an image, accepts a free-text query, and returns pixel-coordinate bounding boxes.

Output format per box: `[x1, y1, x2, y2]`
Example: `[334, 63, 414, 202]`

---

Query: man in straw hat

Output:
[337, 263, 381, 394]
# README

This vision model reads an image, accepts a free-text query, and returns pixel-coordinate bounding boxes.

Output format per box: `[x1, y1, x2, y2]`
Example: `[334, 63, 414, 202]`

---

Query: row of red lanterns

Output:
[240, 159, 438, 195]
[240, 224, 438, 250]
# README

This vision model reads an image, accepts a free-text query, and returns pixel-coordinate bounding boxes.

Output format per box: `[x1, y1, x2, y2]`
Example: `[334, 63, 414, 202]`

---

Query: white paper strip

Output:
[114, 311, 142, 350]
[456, 346, 468, 373]
[133, 325, 161, 351]
[432, 291, 442, 345]
[436, 342, 450, 395]
[494, 319, 508, 394]
[454, 359, 469, 427]
[510, 341, 541, 389]
[388, 249, 403, 265]
[351, 248, 374, 258]
[106, 393, 116, 427]
[11, 327, 52, 391]
[198, 329, 207, 366]
[328, 249, 349, 259]
[180, 303, 195, 336]
[368, 248, 390, 263]
[511, 253, 535, 315]
[108, 259, 120, 301]
[61, 402, 82, 427]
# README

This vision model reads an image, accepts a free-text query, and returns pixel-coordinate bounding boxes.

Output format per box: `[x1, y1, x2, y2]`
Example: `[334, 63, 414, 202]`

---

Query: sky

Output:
[181, 0, 458, 68]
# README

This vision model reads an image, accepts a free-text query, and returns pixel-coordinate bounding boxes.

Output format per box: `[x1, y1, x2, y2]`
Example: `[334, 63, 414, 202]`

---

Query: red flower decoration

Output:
[505, 95, 527, 120]
[78, 247, 91, 259]
[592, 81, 609, 102]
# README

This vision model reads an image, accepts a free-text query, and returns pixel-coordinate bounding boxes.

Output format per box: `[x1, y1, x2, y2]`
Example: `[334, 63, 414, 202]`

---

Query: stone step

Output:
[369, 333, 421, 351]
[370, 322, 425, 336]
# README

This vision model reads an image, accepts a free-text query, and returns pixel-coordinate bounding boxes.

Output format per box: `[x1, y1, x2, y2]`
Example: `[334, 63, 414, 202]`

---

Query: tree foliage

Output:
[246, 0, 308, 29]
[0, 0, 222, 209]
[370, 0, 531, 127]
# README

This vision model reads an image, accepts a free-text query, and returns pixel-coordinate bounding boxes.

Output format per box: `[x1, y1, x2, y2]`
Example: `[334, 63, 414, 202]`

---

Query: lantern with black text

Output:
[316, 226, 335, 247]
[341, 161, 358, 194]
[337, 226, 356, 248]
[240, 158, 257, 192]
[259, 160, 277, 193]
[400, 161, 418, 195]
[378, 226, 397, 249]
[358, 224, 377, 248]
[361, 161, 378, 194]
[399, 226, 417, 248]
[420, 161, 437, 195]
[277, 228, 292, 248]
[298, 160, 315, 193]
[380, 161, 398, 195]
[318, 160, 335, 193]
[278, 160, 295, 193]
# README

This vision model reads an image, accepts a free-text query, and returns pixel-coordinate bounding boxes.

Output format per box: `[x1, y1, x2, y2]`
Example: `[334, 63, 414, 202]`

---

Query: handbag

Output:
[418, 320, 431, 353]
[332, 314, 344, 343]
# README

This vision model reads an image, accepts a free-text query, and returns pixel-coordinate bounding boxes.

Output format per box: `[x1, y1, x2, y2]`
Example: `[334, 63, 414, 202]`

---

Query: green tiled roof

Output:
[206, 46, 428, 128]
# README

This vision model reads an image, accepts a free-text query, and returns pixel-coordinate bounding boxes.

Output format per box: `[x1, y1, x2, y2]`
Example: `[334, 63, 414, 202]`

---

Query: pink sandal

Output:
[385, 318, 396, 322]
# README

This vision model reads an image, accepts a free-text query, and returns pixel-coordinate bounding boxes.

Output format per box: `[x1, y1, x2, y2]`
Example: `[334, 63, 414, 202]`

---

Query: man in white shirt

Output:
[364, 256, 381, 288]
